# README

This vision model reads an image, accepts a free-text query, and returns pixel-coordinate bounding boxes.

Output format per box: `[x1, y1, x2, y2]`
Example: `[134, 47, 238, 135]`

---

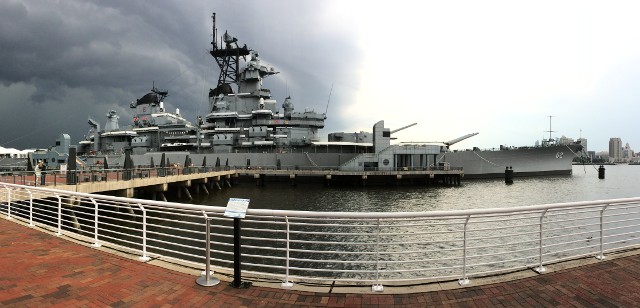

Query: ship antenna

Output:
[545, 115, 555, 141]
[212, 13, 217, 50]
[324, 82, 333, 116]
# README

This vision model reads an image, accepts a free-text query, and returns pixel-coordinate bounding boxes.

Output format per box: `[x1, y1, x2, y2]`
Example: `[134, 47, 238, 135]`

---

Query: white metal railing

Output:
[1, 182, 640, 292]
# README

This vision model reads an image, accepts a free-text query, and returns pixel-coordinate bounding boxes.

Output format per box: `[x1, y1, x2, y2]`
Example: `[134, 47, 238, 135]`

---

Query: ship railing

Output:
[336, 166, 463, 172]
[0, 166, 233, 187]
[0, 164, 463, 187]
[232, 165, 463, 172]
[2, 182, 639, 292]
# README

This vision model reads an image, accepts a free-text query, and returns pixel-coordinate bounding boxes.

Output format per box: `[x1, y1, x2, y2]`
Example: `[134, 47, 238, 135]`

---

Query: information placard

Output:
[224, 198, 250, 218]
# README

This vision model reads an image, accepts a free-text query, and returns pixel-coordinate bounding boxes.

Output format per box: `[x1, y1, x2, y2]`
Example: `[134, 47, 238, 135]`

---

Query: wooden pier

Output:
[241, 168, 463, 187]
[1, 166, 463, 203]
[0, 168, 238, 202]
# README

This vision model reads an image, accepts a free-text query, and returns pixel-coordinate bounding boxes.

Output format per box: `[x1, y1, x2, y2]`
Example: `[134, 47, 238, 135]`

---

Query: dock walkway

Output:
[2, 217, 639, 307]
[1, 166, 463, 200]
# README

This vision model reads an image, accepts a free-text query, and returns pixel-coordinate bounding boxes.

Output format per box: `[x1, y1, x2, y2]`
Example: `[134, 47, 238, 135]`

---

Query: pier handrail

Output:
[0, 164, 460, 187]
[2, 181, 640, 292]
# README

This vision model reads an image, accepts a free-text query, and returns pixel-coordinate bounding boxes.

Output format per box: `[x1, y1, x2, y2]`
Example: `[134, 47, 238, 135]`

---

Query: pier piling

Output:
[598, 165, 605, 179]
[505, 166, 514, 184]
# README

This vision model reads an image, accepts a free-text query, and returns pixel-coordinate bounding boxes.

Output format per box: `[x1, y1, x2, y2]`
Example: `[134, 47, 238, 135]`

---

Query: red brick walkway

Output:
[1, 217, 640, 307]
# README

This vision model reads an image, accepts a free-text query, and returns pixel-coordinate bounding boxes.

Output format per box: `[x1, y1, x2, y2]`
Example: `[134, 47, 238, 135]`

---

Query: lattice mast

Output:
[210, 13, 251, 88]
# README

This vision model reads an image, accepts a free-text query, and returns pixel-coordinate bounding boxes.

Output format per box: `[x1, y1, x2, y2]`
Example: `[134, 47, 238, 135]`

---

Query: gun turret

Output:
[88, 117, 99, 130]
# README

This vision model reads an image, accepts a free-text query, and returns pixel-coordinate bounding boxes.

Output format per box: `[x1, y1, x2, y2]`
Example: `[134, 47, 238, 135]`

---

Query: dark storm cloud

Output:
[0, 0, 361, 149]
[0, 1, 200, 93]
[0, 0, 207, 148]
[0, 2, 192, 148]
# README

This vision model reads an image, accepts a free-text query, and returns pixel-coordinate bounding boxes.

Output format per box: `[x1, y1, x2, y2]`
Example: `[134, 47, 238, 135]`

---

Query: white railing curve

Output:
[1, 182, 640, 292]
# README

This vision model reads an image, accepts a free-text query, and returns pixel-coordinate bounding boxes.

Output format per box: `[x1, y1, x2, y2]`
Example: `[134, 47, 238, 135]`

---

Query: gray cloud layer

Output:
[0, 0, 360, 149]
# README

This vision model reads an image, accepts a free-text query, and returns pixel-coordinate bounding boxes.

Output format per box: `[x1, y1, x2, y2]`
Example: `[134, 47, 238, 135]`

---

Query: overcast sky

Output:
[1, 0, 639, 152]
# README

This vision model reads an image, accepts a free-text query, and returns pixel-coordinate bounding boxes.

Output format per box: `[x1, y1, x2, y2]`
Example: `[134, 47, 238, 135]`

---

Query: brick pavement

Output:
[1, 217, 640, 307]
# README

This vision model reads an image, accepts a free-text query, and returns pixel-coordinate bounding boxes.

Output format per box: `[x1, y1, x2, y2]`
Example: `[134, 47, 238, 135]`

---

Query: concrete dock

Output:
[1, 167, 463, 200]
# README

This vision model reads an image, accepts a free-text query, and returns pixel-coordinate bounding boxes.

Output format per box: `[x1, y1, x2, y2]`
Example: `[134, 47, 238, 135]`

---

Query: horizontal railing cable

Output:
[3, 182, 640, 289]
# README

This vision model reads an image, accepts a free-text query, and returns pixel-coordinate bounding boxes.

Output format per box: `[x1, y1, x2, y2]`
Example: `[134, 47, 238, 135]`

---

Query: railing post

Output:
[137, 203, 150, 261]
[372, 218, 384, 292]
[197, 211, 220, 286]
[281, 216, 293, 288]
[89, 198, 101, 247]
[55, 194, 62, 236]
[3, 185, 11, 219]
[26, 189, 33, 226]
[596, 205, 609, 260]
[534, 209, 548, 273]
[459, 215, 471, 286]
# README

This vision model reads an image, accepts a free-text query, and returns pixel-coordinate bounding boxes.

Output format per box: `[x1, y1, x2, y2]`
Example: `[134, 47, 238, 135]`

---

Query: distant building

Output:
[596, 151, 609, 162]
[609, 138, 622, 163]
[624, 143, 635, 161]
[577, 137, 588, 153]
[558, 135, 575, 145]
[0, 146, 33, 158]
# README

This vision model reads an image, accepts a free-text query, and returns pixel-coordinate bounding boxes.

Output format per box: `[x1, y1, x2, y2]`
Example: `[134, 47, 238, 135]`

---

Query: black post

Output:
[159, 153, 166, 177]
[184, 155, 191, 175]
[231, 217, 252, 288]
[505, 166, 514, 184]
[123, 151, 133, 180]
[66, 147, 77, 184]
[598, 165, 605, 179]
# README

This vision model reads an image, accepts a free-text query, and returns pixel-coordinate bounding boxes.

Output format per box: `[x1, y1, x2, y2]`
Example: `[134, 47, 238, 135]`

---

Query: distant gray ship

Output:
[28, 13, 582, 178]
[437, 142, 582, 178]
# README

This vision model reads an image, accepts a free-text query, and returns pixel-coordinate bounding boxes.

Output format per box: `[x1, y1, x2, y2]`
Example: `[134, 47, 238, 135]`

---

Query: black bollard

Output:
[66, 147, 78, 185]
[505, 166, 514, 184]
[598, 165, 605, 179]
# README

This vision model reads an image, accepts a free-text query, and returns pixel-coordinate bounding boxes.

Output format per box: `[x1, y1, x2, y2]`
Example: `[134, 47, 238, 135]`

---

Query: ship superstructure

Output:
[76, 87, 199, 157]
[202, 13, 325, 153]
[129, 88, 199, 153]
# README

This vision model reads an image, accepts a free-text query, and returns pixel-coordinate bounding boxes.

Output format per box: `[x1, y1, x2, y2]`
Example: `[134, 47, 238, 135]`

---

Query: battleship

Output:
[27, 13, 582, 179]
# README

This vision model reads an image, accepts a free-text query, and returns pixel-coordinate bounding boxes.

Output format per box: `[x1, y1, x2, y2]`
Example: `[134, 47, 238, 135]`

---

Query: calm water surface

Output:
[191, 165, 640, 212]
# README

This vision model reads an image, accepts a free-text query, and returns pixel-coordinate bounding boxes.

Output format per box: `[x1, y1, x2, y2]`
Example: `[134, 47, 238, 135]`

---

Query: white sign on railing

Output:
[224, 198, 250, 218]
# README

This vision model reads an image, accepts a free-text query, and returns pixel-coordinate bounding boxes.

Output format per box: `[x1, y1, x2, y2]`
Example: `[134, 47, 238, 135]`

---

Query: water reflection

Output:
[189, 165, 640, 213]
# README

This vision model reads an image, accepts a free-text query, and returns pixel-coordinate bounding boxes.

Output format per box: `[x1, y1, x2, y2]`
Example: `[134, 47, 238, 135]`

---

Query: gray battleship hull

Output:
[438, 144, 581, 178]
[111, 144, 580, 179]
[122, 152, 357, 171]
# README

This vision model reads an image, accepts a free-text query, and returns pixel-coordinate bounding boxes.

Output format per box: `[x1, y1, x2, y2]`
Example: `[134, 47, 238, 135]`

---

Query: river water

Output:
[190, 165, 639, 212]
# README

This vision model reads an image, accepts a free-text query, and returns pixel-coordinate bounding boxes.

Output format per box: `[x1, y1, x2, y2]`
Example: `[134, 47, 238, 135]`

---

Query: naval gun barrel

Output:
[390, 123, 417, 134]
[88, 117, 99, 130]
[445, 132, 479, 146]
